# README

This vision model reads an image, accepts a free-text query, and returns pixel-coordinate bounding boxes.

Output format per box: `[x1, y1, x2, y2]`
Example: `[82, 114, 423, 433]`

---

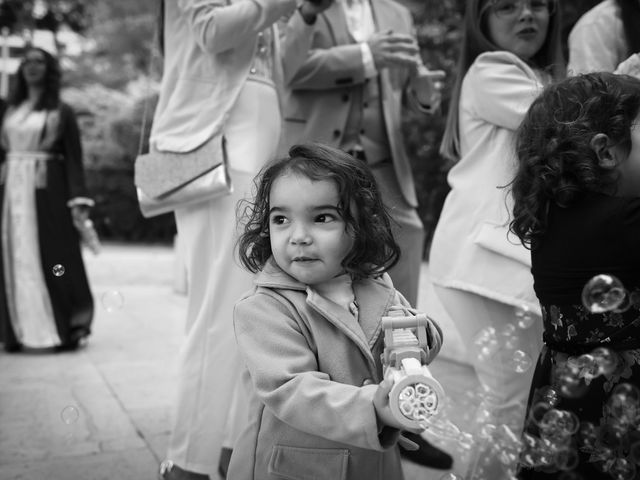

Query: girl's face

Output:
[485, 0, 551, 61]
[616, 113, 640, 196]
[22, 49, 47, 86]
[268, 172, 354, 286]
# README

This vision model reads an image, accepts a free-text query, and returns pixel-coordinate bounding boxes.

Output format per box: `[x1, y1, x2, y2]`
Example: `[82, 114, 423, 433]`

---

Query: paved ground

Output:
[0, 243, 478, 480]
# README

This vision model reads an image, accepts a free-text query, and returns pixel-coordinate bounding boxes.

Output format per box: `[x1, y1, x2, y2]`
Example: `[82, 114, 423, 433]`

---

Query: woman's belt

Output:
[7, 152, 62, 162]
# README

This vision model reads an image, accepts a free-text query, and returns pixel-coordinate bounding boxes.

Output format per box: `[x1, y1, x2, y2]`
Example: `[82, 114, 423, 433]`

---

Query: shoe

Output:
[399, 432, 453, 470]
[158, 460, 210, 480]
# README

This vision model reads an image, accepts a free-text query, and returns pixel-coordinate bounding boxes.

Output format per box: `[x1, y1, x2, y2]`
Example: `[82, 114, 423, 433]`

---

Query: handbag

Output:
[134, 133, 233, 218]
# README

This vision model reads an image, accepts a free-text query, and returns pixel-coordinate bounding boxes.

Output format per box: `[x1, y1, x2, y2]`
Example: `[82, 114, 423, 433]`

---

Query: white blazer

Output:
[429, 51, 546, 312]
[150, 0, 297, 152]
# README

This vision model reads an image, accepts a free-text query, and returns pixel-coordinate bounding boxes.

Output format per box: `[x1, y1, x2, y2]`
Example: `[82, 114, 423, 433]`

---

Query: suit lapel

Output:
[323, 1, 354, 45]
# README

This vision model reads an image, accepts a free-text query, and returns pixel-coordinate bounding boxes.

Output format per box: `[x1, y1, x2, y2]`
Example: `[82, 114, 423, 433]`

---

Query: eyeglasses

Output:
[487, 0, 556, 19]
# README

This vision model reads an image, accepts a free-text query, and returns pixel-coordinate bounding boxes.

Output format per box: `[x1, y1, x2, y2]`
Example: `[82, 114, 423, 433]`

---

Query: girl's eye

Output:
[270, 215, 288, 225]
[315, 213, 337, 223]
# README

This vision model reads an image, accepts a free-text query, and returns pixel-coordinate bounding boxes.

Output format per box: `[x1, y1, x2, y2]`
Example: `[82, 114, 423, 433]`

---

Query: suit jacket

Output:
[150, 0, 297, 153]
[280, 0, 420, 207]
[228, 258, 441, 480]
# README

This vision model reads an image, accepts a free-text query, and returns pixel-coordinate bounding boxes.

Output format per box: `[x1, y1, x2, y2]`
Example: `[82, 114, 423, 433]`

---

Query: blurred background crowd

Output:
[0, 0, 603, 249]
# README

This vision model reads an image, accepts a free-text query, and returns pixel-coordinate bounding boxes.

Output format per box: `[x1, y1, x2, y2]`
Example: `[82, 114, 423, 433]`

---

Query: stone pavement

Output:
[0, 243, 478, 480]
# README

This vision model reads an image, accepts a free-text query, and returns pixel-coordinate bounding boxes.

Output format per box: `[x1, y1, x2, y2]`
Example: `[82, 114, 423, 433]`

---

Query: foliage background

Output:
[0, 0, 603, 247]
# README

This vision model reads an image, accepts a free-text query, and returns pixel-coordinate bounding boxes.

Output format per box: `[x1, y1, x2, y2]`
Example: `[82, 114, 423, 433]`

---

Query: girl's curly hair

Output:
[237, 143, 400, 280]
[510, 72, 640, 248]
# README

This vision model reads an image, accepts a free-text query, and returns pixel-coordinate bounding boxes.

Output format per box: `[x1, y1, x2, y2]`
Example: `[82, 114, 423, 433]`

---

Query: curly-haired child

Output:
[227, 143, 443, 480]
[510, 72, 640, 479]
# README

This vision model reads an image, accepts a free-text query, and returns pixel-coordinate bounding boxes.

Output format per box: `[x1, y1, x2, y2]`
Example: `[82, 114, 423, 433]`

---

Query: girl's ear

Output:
[590, 133, 620, 169]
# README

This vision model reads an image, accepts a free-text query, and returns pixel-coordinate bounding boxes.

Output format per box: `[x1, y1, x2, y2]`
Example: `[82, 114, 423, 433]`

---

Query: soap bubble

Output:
[473, 327, 499, 361]
[581, 274, 627, 313]
[555, 447, 579, 471]
[515, 305, 536, 329]
[510, 349, 533, 373]
[609, 458, 636, 480]
[101, 290, 124, 313]
[591, 347, 619, 376]
[52, 264, 65, 277]
[569, 354, 599, 381]
[533, 386, 561, 408]
[61, 405, 79, 425]
[577, 421, 598, 451]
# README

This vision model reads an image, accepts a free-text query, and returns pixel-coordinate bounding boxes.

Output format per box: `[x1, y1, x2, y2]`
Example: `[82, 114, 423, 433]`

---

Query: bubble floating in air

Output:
[52, 264, 65, 277]
[101, 290, 124, 313]
[581, 274, 626, 314]
[60, 405, 79, 425]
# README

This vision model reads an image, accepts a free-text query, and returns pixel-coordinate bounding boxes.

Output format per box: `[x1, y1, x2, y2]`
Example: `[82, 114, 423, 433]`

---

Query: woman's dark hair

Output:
[237, 143, 400, 280]
[510, 72, 640, 247]
[7, 47, 61, 110]
[440, 0, 565, 161]
[617, 0, 640, 56]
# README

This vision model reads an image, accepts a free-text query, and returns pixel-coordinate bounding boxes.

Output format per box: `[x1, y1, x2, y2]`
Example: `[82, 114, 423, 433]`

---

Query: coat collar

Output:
[255, 258, 396, 366]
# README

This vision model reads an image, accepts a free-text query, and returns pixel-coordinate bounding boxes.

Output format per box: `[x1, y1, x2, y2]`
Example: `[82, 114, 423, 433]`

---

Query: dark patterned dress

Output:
[0, 102, 94, 352]
[518, 192, 640, 480]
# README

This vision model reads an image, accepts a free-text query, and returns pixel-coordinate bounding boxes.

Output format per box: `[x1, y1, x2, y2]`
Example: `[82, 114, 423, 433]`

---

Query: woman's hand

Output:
[298, 0, 333, 25]
[71, 205, 90, 231]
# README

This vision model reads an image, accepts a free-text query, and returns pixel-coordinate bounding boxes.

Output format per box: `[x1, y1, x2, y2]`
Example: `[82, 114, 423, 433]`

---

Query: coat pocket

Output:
[473, 221, 531, 267]
[268, 445, 349, 480]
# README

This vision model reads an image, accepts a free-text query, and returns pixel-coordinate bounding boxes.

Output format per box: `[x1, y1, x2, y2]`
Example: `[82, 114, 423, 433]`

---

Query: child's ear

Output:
[591, 133, 620, 169]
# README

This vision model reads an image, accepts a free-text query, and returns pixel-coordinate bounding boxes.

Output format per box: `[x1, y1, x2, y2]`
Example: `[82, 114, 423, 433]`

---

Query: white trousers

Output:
[168, 80, 280, 477]
[432, 285, 543, 479]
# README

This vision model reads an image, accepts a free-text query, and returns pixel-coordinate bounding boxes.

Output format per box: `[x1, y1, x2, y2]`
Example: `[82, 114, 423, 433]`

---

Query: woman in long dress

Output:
[0, 47, 94, 353]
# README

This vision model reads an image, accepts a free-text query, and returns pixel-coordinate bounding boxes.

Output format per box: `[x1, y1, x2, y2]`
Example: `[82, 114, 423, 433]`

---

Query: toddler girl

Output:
[227, 143, 443, 480]
[510, 72, 640, 479]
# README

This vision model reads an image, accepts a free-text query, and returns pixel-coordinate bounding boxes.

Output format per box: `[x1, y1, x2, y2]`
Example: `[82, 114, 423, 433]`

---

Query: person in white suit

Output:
[150, 0, 331, 478]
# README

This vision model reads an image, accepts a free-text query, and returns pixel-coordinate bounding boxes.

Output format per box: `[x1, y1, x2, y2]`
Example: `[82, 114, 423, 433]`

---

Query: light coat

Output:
[429, 51, 546, 312]
[150, 0, 299, 152]
[279, 0, 421, 207]
[228, 259, 442, 480]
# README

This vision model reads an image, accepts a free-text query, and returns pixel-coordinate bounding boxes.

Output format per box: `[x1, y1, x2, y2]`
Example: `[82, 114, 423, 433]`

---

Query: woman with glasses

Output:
[0, 47, 94, 353]
[428, 0, 563, 477]
[568, 0, 640, 75]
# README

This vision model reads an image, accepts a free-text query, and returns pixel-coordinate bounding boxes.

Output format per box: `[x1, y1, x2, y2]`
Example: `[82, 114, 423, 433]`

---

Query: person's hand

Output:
[71, 205, 90, 231]
[298, 0, 333, 25]
[373, 379, 424, 432]
[411, 66, 446, 110]
[615, 53, 640, 79]
[367, 31, 420, 71]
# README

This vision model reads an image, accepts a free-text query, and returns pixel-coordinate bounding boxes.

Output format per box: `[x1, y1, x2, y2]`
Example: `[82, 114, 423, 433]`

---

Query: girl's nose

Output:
[290, 224, 311, 245]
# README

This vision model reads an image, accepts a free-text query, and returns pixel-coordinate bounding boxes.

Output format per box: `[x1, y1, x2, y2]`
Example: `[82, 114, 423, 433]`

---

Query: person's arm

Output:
[59, 104, 94, 224]
[179, 0, 297, 54]
[466, 52, 544, 132]
[281, 11, 366, 91]
[567, 13, 621, 75]
[234, 292, 398, 450]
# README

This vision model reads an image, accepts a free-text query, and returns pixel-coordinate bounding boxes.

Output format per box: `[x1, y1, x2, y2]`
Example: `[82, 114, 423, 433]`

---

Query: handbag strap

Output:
[137, 1, 164, 157]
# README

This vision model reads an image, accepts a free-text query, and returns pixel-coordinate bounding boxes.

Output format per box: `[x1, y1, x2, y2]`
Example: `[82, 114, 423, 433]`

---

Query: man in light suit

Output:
[280, 0, 451, 469]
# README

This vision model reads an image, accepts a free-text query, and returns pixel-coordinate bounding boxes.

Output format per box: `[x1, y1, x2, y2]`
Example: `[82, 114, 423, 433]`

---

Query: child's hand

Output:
[373, 379, 423, 433]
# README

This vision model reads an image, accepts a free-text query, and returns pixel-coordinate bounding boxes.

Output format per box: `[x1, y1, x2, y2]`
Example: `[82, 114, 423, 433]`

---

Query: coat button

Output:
[362, 378, 374, 386]
[342, 94, 349, 102]
[250, 67, 257, 74]
[333, 129, 341, 138]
